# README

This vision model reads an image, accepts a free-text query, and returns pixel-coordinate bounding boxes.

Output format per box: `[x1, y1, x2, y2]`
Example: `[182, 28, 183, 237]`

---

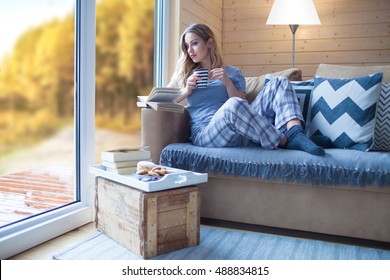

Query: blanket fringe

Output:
[160, 149, 389, 187]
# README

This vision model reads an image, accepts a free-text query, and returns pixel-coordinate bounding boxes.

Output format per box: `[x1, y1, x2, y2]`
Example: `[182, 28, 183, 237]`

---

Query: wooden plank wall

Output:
[223, 0, 390, 80]
[179, 0, 223, 44]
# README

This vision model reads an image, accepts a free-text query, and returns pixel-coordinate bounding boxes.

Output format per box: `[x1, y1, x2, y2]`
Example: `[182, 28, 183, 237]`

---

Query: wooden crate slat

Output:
[96, 177, 200, 259]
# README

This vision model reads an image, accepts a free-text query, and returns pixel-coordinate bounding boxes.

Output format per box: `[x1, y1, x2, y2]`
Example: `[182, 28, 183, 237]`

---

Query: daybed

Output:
[141, 64, 390, 245]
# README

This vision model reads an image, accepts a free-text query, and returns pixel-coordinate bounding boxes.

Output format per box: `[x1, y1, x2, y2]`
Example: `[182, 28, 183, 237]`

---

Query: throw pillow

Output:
[309, 73, 383, 151]
[290, 80, 314, 132]
[315, 63, 390, 82]
[245, 68, 302, 103]
[265, 76, 314, 130]
[372, 82, 390, 151]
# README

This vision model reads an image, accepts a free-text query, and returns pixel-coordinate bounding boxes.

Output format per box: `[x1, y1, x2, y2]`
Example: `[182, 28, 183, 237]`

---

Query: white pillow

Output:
[309, 73, 383, 151]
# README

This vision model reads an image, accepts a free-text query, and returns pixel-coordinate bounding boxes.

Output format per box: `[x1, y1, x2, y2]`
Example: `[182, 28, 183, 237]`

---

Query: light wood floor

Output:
[8, 222, 98, 260]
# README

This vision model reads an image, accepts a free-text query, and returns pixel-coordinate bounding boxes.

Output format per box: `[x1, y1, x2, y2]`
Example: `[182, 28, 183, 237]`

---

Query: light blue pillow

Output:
[372, 82, 390, 151]
[309, 73, 383, 151]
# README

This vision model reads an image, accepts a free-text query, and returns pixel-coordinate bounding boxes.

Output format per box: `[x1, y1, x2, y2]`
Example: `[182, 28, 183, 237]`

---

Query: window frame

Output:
[0, 0, 96, 259]
[154, 0, 170, 87]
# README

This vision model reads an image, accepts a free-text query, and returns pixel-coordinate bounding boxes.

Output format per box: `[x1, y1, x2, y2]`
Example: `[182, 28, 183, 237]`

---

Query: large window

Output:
[0, 0, 77, 227]
[0, 0, 95, 259]
[94, 0, 154, 156]
[0, 0, 157, 259]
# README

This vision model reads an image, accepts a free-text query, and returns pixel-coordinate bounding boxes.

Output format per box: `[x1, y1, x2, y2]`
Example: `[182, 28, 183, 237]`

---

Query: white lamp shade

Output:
[266, 0, 321, 25]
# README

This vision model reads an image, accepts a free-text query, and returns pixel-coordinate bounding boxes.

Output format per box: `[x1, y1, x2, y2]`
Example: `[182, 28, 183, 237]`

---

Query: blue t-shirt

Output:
[186, 65, 246, 139]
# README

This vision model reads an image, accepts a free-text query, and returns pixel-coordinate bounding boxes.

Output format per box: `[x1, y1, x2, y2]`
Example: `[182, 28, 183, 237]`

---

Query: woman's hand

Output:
[185, 72, 199, 92]
[171, 72, 199, 103]
[210, 67, 246, 100]
[180, 72, 199, 98]
[209, 68, 229, 84]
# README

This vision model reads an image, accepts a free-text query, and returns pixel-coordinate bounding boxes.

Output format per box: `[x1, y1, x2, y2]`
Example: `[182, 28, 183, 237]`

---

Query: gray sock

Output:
[285, 125, 325, 156]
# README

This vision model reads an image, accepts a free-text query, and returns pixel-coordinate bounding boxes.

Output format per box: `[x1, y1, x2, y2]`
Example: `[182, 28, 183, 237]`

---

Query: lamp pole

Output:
[289, 24, 299, 68]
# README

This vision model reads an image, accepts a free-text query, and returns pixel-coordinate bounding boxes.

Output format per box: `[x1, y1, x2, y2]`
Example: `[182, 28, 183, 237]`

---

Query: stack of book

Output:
[101, 147, 152, 175]
[137, 87, 184, 113]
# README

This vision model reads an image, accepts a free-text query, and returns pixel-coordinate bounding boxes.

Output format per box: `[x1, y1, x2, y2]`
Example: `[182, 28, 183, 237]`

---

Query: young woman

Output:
[167, 23, 324, 156]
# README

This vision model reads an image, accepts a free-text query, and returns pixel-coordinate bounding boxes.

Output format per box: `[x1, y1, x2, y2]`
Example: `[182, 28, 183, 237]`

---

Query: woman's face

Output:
[184, 32, 211, 67]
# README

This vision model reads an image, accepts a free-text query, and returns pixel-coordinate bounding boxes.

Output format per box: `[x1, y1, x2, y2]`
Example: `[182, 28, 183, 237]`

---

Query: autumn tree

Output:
[95, 0, 154, 124]
[0, 0, 154, 152]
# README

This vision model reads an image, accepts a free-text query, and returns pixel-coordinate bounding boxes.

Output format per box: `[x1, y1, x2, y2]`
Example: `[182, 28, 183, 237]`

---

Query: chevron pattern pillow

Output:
[309, 73, 383, 151]
[372, 82, 390, 150]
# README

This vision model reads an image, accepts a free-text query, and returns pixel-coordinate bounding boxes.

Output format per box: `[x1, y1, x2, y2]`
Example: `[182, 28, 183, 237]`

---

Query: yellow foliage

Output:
[95, 108, 141, 132]
[1, 0, 154, 155]
[0, 110, 60, 154]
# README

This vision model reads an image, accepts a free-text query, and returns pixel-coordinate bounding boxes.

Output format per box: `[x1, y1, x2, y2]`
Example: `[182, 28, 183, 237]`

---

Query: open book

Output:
[137, 87, 184, 113]
[146, 87, 181, 102]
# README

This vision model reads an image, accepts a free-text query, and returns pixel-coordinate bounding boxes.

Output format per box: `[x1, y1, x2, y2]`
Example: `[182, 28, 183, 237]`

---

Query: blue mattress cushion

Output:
[160, 143, 390, 187]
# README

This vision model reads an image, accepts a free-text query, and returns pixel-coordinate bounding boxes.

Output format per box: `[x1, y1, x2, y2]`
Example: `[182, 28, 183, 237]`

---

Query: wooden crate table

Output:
[95, 176, 200, 259]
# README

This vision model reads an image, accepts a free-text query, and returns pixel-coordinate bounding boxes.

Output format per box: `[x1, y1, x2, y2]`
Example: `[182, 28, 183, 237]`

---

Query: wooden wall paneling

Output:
[221, 0, 390, 79]
[172, 0, 390, 80]
[224, 37, 390, 55]
[180, 0, 223, 45]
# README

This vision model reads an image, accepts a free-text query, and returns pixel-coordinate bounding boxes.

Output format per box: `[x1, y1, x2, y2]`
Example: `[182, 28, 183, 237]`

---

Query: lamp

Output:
[266, 0, 320, 68]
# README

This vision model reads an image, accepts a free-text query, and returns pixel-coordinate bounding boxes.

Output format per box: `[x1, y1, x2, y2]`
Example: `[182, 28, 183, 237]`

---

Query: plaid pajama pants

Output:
[192, 76, 304, 149]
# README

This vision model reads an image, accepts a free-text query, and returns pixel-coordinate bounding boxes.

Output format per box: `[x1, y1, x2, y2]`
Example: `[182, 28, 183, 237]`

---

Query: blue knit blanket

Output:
[160, 143, 390, 187]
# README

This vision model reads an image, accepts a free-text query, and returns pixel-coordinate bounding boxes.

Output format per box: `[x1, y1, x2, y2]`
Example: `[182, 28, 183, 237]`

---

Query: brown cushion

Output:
[245, 68, 302, 103]
[315, 64, 390, 82]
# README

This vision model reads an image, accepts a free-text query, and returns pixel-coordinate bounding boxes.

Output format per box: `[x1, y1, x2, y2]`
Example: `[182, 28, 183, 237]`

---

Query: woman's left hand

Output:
[209, 68, 229, 84]
[210, 67, 246, 100]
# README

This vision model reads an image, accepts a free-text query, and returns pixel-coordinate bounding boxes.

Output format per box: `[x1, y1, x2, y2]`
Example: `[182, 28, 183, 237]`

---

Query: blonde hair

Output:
[174, 23, 223, 87]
